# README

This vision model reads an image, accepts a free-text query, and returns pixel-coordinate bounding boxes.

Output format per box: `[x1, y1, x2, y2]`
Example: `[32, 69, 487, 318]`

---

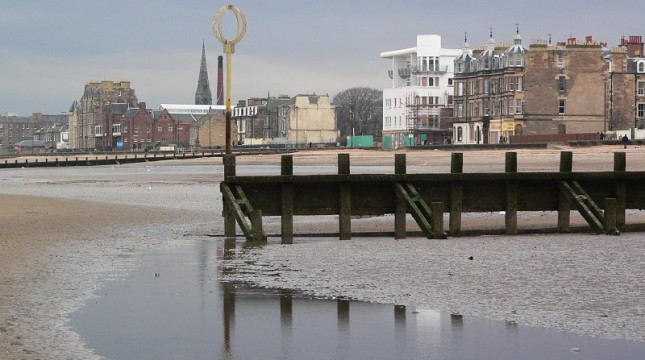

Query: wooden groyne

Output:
[221, 151, 644, 243]
[0, 148, 291, 169]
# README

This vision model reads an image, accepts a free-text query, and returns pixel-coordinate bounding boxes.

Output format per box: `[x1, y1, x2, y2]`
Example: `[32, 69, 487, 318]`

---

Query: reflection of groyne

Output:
[221, 151, 645, 242]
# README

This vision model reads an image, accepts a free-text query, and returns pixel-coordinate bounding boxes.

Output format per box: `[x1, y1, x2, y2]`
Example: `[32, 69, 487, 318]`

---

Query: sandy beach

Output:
[1, 147, 644, 358]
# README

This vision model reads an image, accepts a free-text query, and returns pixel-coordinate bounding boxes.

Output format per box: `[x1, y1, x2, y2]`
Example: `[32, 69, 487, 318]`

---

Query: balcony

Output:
[410, 65, 449, 74]
[398, 68, 411, 78]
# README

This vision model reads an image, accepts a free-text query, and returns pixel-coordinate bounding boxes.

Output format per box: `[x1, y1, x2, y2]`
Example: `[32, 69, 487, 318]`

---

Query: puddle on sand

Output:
[70, 239, 644, 360]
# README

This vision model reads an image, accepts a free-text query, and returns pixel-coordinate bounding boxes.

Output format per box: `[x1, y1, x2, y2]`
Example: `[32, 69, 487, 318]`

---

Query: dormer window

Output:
[515, 54, 523, 66]
[638, 60, 645, 73]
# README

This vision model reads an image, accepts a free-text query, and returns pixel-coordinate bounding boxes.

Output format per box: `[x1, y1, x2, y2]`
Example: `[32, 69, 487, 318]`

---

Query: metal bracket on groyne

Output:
[221, 151, 638, 244]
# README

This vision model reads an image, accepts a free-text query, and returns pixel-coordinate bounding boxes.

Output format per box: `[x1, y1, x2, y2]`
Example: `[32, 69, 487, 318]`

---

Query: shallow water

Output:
[70, 238, 644, 360]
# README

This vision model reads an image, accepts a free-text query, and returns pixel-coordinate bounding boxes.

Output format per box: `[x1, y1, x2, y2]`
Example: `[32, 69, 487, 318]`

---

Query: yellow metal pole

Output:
[225, 45, 233, 154]
[213, 4, 246, 155]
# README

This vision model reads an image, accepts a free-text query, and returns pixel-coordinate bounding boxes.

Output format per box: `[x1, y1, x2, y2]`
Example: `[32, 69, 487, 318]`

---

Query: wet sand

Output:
[1, 146, 644, 358]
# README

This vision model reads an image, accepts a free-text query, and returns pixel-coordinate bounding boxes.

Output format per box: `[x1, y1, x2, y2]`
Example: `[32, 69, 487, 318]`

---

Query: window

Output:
[638, 104, 645, 118]
[94, 125, 102, 136]
[558, 99, 566, 114]
[514, 54, 523, 66]
[168, 126, 173, 132]
[483, 79, 490, 94]
[558, 124, 566, 134]
[638, 61, 645, 73]
[157, 126, 163, 132]
[515, 100, 523, 114]
[448, 78, 453, 86]
[558, 76, 566, 92]
[557, 55, 565, 69]
[638, 82, 645, 96]
[508, 99, 515, 114]
[456, 103, 463, 117]
[112, 124, 121, 133]
[457, 127, 463, 142]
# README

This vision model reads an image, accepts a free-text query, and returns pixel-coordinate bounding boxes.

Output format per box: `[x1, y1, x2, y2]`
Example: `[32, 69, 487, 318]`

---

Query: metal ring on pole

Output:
[212, 5, 247, 48]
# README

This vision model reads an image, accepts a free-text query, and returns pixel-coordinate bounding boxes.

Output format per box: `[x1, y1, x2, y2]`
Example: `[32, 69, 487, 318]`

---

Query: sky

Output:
[1, 0, 643, 116]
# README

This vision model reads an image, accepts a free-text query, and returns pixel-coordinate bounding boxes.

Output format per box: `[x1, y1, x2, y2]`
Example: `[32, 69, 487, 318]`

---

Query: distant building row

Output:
[381, 30, 645, 146]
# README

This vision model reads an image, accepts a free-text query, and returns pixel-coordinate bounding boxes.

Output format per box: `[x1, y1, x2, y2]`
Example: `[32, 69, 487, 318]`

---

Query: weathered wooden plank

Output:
[505, 152, 518, 234]
[393, 183, 433, 239]
[449, 181, 463, 236]
[394, 154, 406, 239]
[234, 185, 254, 217]
[604, 198, 618, 235]
[614, 152, 626, 231]
[250, 210, 267, 244]
[221, 183, 253, 241]
[559, 181, 604, 233]
[570, 181, 604, 222]
[339, 154, 351, 240]
[505, 181, 518, 235]
[430, 202, 447, 239]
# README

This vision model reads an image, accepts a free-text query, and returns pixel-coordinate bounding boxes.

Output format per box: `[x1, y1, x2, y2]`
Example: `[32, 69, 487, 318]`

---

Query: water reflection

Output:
[71, 239, 645, 360]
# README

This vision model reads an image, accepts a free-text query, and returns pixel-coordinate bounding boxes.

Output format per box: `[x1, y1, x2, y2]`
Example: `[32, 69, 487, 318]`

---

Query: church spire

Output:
[195, 40, 213, 105]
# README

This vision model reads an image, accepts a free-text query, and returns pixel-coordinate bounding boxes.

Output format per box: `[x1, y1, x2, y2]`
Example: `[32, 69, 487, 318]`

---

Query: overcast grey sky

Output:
[1, 0, 642, 116]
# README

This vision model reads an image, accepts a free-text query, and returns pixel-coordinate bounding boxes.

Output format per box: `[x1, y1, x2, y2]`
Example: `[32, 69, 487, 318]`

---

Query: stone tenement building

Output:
[232, 94, 339, 147]
[452, 28, 613, 144]
[0, 113, 67, 154]
[444, 29, 645, 145]
[68, 80, 138, 150]
[607, 36, 645, 131]
[191, 111, 233, 148]
[233, 95, 291, 145]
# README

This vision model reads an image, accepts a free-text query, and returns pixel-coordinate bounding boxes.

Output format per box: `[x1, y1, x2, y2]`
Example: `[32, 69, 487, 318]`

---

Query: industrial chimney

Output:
[217, 56, 224, 105]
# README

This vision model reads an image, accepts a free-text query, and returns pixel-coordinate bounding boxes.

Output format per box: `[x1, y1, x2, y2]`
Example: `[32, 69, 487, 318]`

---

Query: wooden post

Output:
[449, 153, 463, 236]
[558, 151, 572, 232]
[614, 152, 626, 231]
[281, 155, 294, 244]
[505, 152, 518, 235]
[223, 155, 237, 240]
[394, 154, 406, 239]
[431, 202, 446, 239]
[559, 151, 573, 172]
[250, 210, 266, 244]
[338, 154, 351, 240]
[604, 198, 618, 235]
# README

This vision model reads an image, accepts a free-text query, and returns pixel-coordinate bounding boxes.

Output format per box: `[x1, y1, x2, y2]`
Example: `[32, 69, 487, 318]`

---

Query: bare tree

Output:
[333, 87, 383, 140]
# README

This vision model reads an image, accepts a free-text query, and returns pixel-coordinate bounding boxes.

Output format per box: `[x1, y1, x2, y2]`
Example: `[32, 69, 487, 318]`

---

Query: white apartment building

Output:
[380, 35, 460, 148]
